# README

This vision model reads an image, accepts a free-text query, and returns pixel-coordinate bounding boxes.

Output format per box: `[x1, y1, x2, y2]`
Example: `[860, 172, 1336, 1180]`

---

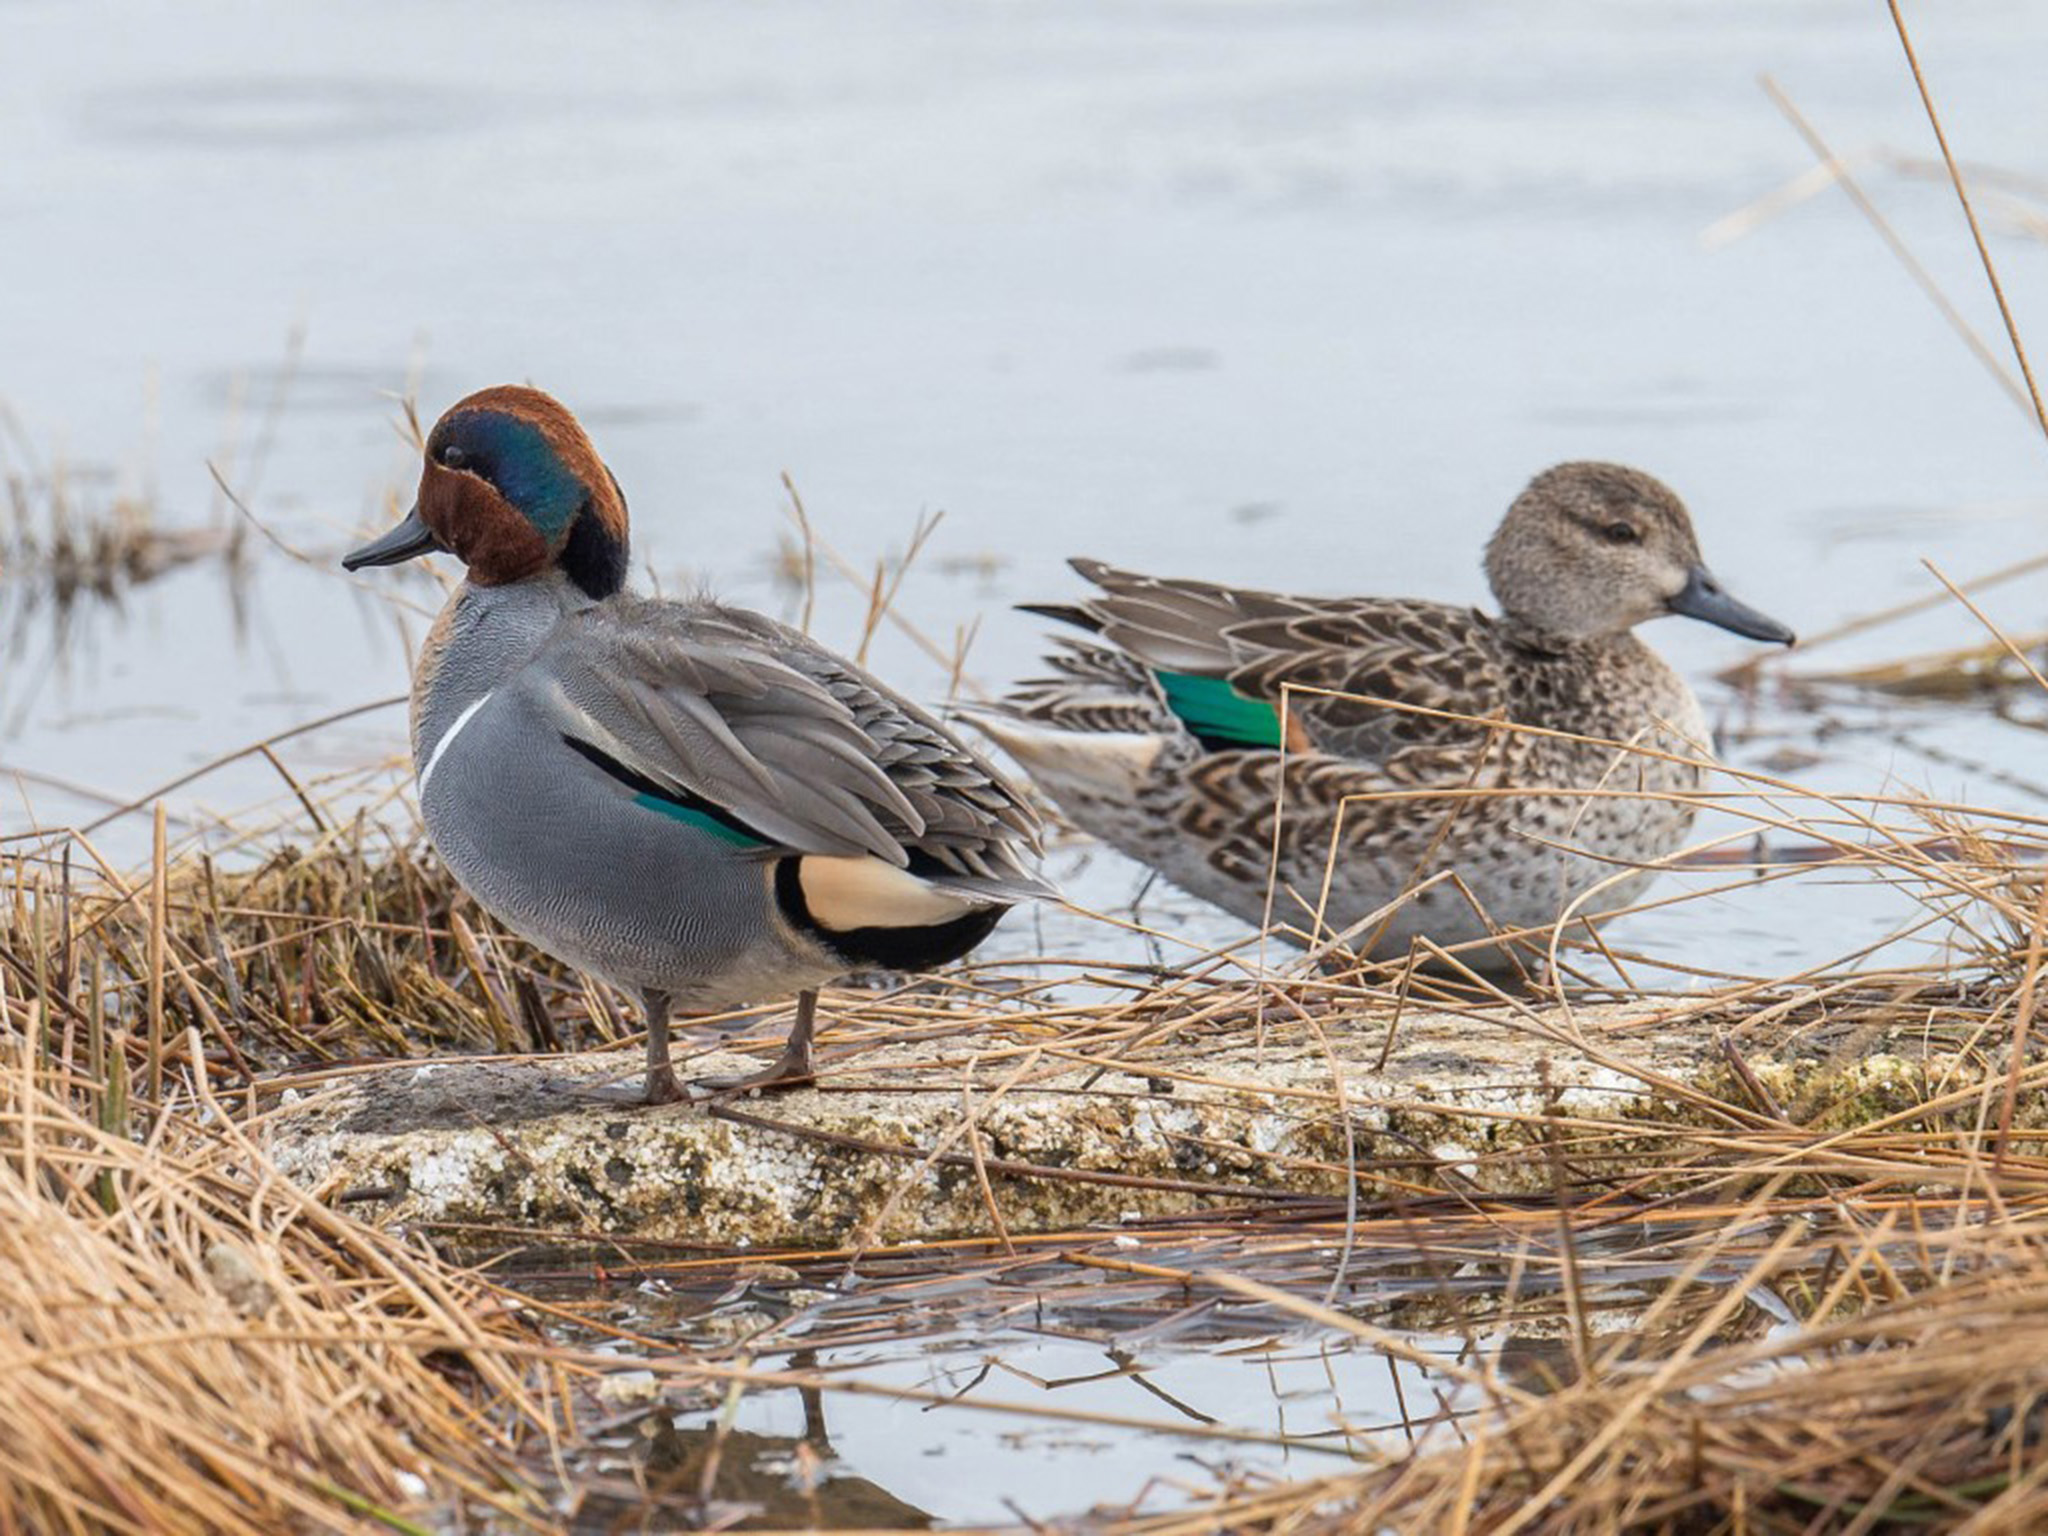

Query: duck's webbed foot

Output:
[545, 1076, 669, 1108]
[694, 990, 819, 1099]
[548, 990, 820, 1105]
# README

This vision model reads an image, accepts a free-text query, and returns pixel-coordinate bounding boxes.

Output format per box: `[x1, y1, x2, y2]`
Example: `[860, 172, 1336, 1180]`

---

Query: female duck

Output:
[978, 463, 1792, 972]
[345, 386, 1051, 1103]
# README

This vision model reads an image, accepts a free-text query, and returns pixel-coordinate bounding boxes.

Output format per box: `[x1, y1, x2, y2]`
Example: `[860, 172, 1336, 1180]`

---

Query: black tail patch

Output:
[774, 858, 1007, 971]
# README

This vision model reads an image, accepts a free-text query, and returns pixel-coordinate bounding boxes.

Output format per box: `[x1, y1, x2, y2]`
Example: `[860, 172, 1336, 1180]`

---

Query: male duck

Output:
[976, 463, 1792, 971]
[344, 386, 1052, 1103]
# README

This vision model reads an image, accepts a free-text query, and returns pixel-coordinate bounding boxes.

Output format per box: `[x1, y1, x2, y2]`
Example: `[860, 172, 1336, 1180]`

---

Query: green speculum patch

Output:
[631, 791, 771, 848]
[1156, 670, 1283, 750]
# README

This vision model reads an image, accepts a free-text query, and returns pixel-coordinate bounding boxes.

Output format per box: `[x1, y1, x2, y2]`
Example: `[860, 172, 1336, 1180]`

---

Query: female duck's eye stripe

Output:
[418, 691, 493, 796]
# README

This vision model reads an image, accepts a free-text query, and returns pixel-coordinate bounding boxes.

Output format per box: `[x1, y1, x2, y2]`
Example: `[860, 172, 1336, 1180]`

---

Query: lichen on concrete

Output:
[259, 997, 2031, 1251]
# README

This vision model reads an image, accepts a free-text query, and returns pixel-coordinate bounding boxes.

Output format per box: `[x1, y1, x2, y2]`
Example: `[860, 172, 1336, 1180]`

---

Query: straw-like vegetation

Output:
[0, 801, 628, 1083]
[1121, 1197, 2048, 1533]
[0, 1038, 556, 1534]
[13, 493, 2048, 1527]
[11, 416, 2048, 1528]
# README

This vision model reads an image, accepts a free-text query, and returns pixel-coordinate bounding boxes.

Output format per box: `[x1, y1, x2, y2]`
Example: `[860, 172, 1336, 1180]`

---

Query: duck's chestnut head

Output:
[344, 385, 630, 600]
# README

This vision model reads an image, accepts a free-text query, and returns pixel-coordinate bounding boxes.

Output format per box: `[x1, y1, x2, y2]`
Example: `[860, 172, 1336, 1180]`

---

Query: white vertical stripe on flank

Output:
[418, 691, 493, 797]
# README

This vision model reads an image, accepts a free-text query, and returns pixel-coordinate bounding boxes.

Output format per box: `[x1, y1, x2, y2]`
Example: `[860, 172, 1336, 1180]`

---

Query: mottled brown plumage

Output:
[979, 462, 1793, 970]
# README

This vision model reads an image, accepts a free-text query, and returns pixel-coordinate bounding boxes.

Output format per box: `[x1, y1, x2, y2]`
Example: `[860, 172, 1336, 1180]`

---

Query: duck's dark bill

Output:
[1668, 565, 1795, 646]
[342, 507, 438, 570]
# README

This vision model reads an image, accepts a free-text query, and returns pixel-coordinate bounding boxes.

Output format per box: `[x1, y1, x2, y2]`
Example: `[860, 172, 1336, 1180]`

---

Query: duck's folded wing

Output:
[996, 631, 1179, 735]
[1053, 558, 1312, 674]
[541, 600, 1049, 898]
[1214, 600, 1510, 777]
[1057, 562, 1508, 774]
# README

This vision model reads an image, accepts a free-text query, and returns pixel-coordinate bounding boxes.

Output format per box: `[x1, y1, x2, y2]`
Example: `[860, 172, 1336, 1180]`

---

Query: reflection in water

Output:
[572, 1355, 933, 1532]
[0, 453, 249, 739]
[516, 1215, 1805, 1527]
[7, 7, 2048, 1517]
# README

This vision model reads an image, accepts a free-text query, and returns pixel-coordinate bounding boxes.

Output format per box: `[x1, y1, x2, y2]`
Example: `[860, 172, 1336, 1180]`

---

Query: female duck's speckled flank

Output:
[344, 386, 1052, 1104]
[977, 463, 1793, 972]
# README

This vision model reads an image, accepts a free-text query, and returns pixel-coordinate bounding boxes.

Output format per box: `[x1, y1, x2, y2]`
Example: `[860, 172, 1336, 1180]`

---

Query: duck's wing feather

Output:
[996, 632, 1178, 735]
[1061, 558, 1309, 673]
[1056, 561, 1510, 775]
[541, 597, 1050, 899]
[1214, 600, 1510, 777]
[1002, 561, 1324, 747]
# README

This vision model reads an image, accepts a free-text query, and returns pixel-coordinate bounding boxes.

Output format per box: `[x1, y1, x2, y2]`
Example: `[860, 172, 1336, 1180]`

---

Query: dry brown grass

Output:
[1113, 1206, 2048, 1534]
[0, 786, 638, 1093]
[11, 10, 2048, 1508]
[0, 407, 238, 610]
[0, 1040, 560, 1534]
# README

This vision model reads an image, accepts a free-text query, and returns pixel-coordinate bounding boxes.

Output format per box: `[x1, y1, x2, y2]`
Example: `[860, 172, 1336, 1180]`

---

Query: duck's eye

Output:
[1601, 521, 1640, 545]
[438, 444, 468, 469]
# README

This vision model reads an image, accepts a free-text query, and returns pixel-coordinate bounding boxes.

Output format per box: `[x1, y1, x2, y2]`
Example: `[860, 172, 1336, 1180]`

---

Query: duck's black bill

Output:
[1669, 565, 1795, 646]
[342, 507, 438, 570]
